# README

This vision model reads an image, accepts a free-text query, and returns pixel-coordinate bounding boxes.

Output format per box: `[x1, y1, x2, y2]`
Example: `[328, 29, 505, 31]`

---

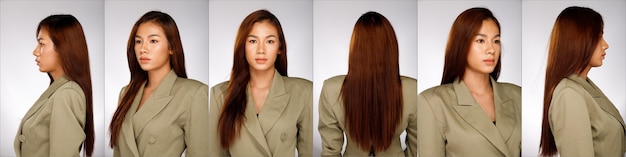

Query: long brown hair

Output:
[441, 7, 501, 84]
[540, 6, 604, 156]
[340, 11, 402, 152]
[218, 9, 288, 149]
[37, 14, 94, 156]
[109, 11, 187, 147]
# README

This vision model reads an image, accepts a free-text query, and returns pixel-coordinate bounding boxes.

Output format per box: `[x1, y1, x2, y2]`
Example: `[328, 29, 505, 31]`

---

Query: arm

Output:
[208, 86, 230, 156]
[297, 88, 313, 157]
[550, 88, 594, 156]
[405, 102, 417, 157]
[417, 94, 445, 156]
[184, 85, 210, 157]
[318, 84, 343, 157]
[49, 87, 86, 157]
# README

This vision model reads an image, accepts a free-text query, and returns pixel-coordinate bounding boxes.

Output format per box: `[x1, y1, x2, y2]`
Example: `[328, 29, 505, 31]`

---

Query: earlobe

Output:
[169, 50, 173, 55]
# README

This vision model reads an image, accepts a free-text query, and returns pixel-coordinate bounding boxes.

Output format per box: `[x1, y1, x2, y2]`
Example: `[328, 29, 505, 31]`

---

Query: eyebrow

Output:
[247, 34, 277, 38]
[476, 34, 501, 38]
[135, 34, 161, 38]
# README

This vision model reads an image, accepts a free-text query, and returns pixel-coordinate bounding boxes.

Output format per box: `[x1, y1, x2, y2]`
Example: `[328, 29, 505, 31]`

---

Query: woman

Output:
[417, 7, 521, 157]
[108, 11, 209, 157]
[539, 6, 625, 157]
[208, 9, 312, 156]
[318, 11, 417, 157]
[14, 14, 95, 157]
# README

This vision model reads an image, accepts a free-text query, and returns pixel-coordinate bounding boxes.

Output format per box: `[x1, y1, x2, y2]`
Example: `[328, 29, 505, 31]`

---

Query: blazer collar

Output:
[243, 69, 291, 156]
[452, 77, 515, 156]
[22, 75, 71, 123]
[566, 74, 626, 133]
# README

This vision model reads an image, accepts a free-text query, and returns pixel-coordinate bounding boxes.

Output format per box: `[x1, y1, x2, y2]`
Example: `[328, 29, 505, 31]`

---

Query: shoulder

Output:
[282, 76, 312, 89]
[400, 76, 417, 91]
[495, 81, 521, 94]
[175, 77, 208, 90]
[552, 78, 586, 97]
[419, 83, 454, 98]
[56, 80, 85, 97]
[210, 81, 229, 97]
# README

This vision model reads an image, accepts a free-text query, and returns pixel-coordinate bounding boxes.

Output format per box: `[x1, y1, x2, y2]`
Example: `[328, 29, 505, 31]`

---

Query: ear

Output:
[169, 49, 173, 55]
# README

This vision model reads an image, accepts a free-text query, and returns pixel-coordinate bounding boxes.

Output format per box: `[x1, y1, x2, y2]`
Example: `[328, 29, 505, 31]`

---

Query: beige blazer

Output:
[549, 74, 626, 156]
[417, 77, 521, 157]
[113, 70, 209, 157]
[209, 70, 313, 157]
[318, 75, 417, 157]
[14, 76, 86, 157]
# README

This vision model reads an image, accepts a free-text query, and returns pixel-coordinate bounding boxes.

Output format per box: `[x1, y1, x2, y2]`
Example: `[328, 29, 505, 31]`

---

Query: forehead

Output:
[249, 21, 278, 35]
[136, 21, 166, 37]
[478, 19, 500, 34]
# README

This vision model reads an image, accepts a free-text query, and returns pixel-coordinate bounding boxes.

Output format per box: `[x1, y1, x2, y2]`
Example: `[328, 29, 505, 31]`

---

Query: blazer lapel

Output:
[133, 70, 176, 135]
[451, 78, 510, 156]
[491, 77, 516, 144]
[258, 71, 290, 135]
[122, 83, 144, 157]
[568, 75, 626, 133]
[21, 76, 70, 123]
[243, 92, 272, 156]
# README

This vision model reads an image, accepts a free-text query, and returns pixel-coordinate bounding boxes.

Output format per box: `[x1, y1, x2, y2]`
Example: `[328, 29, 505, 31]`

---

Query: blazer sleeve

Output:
[550, 87, 594, 156]
[208, 86, 230, 156]
[318, 83, 343, 157]
[297, 88, 313, 157]
[184, 85, 210, 157]
[49, 87, 86, 157]
[417, 94, 445, 157]
[405, 102, 417, 157]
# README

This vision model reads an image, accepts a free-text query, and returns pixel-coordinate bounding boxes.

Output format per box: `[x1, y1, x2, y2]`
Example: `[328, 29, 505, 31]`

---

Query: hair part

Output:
[37, 14, 94, 156]
[340, 11, 403, 152]
[109, 11, 187, 147]
[441, 7, 501, 84]
[540, 6, 604, 157]
[218, 9, 288, 149]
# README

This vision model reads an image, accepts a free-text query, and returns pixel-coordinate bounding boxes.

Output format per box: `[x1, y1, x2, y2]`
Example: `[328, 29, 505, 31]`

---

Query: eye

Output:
[494, 39, 501, 44]
[267, 40, 275, 44]
[150, 39, 158, 44]
[248, 40, 257, 44]
[476, 39, 485, 43]
[135, 39, 141, 44]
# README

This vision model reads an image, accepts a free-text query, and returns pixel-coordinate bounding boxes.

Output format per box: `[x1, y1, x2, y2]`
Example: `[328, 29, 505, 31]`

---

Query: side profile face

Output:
[134, 21, 172, 73]
[245, 20, 280, 74]
[33, 28, 63, 75]
[589, 35, 609, 67]
[466, 19, 501, 75]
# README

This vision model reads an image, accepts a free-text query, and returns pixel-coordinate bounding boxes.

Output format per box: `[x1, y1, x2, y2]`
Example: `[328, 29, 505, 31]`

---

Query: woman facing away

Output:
[417, 7, 521, 157]
[539, 6, 626, 157]
[108, 11, 209, 157]
[14, 14, 95, 157]
[208, 9, 313, 157]
[318, 11, 417, 157]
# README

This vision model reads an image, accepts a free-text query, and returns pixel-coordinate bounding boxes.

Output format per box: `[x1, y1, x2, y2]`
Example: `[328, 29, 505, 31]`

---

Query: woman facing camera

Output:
[539, 6, 625, 157]
[417, 8, 521, 157]
[318, 11, 417, 157]
[108, 11, 209, 157]
[14, 14, 95, 157]
[208, 10, 312, 157]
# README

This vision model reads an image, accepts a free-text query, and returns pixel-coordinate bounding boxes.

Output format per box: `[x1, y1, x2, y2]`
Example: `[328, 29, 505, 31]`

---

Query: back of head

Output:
[342, 11, 403, 152]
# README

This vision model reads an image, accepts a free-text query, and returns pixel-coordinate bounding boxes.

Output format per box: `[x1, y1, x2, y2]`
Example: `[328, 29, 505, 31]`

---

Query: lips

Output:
[139, 57, 151, 64]
[255, 58, 267, 64]
[484, 59, 495, 66]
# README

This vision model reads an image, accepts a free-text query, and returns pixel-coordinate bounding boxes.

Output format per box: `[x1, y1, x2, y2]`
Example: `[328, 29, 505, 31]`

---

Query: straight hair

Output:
[540, 6, 604, 157]
[37, 14, 94, 156]
[109, 11, 187, 147]
[341, 11, 403, 152]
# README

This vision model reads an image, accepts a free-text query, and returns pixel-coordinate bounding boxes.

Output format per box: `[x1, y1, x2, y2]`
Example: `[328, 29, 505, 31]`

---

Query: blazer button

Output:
[280, 133, 286, 142]
[148, 136, 157, 144]
[18, 135, 25, 142]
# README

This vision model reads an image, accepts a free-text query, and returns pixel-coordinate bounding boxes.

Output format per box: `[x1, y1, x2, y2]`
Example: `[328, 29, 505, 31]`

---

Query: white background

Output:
[521, 1, 626, 156]
[104, 0, 209, 156]
[0, 0, 105, 156]
[314, 0, 417, 156]
[417, 0, 522, 93]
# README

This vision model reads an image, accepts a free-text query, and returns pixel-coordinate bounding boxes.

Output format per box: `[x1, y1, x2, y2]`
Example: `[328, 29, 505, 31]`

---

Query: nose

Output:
[33, 46, 39, 57]
[485, 42, 495, 55]
[603, 38, 609, 50]
[257, 41, 265, 54]
[140, 42, 148, 54]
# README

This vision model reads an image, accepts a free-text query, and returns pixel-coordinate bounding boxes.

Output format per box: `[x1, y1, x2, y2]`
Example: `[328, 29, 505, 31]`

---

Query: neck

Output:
[147, 66, 171, 88]
[579, 65, 592, 80]
[249, 68, 274, 89]
[462, 69, 492, 94]
[49, 69, 65, 82]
